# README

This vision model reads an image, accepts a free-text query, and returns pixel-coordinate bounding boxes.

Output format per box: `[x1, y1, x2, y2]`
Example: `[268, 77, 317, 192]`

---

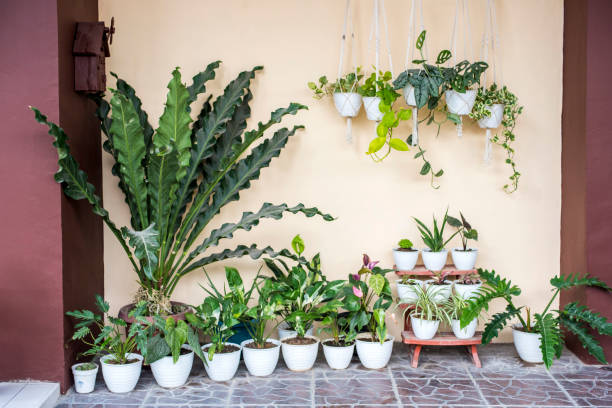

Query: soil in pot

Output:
[104, 357, 139, 365]
[396, 248, 417, 252]
[282, 337, 317, 346]
[356, 337, 391, 343]
[203, 344, 240, 354]
[322, 339, 354, 347]
[244, 341, 277, 349]
[119, 301, 191, 325]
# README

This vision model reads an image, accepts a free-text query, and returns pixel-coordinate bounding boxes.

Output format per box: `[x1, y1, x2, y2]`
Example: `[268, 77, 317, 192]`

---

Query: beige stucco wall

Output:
[99, 0, 563, 341]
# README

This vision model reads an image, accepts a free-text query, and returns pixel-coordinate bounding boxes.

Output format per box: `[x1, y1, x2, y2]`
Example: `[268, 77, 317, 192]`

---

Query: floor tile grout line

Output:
[386, 366, 402, 408]
[464, 365, 488, 406]
[547, 369, 580, 407]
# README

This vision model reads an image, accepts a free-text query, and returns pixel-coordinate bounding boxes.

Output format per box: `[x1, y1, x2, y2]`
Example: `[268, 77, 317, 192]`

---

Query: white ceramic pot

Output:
[333, 92, 362, 117]
[100, 353, 143, 393]
[322, 340, 355, 370]
[403, 84, 416, 106]
[393, 248, 419, 271]
[451, 248, 478, 270]
[355, 335, 394, 369]
[241, 339, 281, 377]
[396, 281, 422, 303]
[512, 326, 544, 363]
[445, 89, 477, 115]
[150, 346, 194, 388]
[421, 249, 448, 271]
[478, 103, 504, 129]
[454, 282, 483, 300]
[411, 316, 440, 340]
[202, 342, 242, 382]
[280, 335, 320, 371]
[277, 321, 314, 340]
[451, 318, 478, 339]
[363, 96, 383, 121]
[71, 363, 98, 394]
[424, 280, 453, 303]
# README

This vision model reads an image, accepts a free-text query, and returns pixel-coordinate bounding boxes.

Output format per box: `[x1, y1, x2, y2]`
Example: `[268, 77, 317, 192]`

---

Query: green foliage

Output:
[535, 312, 561, 369]
[410, 144, 444, 189]
[398, 239, 414, 249]
[447, 212, 478, 251]
[413, 209, 460, 252]
[402, 285, 452, 324]
[144, 316, 205, 365]
[308, 68, 364, 98]
[469, 84, 523, 193]
[551, 274, 612, 291]
[359, 70, 399, 105]
[32, 63, 334, 312]
[367, 104, 412, 162]
[482, 305, 522, 344]
[75, 362, 97, 371]
[244, 276, 285, 348]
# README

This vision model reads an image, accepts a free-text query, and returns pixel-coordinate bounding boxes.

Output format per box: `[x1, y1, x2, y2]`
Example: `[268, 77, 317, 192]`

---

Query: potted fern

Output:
[413, 210, 460, 271]
[447, 212, 479, 270]
[392, 238, 419, 271]
[308, 69, 364, 117]
[32, 62, 332, 319]
[460, 269, 612, 368]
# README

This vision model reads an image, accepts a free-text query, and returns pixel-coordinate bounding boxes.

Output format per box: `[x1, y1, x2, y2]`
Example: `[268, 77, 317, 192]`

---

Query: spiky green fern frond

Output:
[551, 274, 611, 291]
[535, 312, 561, 369]
[482, 305, 522, 344]
[560, 314, 607, 364]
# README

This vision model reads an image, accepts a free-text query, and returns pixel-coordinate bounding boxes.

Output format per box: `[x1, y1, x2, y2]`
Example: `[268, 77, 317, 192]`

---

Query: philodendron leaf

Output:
[436, 49, 452, 65]
[368, 137, 387, 154]
[369, 274, 386, 296]
[146, 334, 171, 365]
[416, 30, 426, 50]
[292, 235, 305, 255]
[122, 224, 160, 279]
[389, 138, 410, 151]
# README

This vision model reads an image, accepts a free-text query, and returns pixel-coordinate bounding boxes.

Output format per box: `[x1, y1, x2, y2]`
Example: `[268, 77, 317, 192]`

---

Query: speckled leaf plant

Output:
[31, 62, 333, 314]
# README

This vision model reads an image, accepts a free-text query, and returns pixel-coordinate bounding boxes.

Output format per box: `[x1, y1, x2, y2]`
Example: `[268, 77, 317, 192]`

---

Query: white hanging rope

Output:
[380, 0, 394, 75]
[403, 0, 416, 69]
[449, 0, 473, 65]
[335, 0, 359, 143]
[484, 128, 492, 163]
[402, 0, 425, 145]
[337, 0, 350, 80]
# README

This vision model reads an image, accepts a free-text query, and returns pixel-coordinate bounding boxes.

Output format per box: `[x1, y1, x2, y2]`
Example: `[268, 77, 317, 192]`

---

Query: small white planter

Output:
[363, 96, 383, 121]
[397, 281, 422, 303]
[424, 280, 453, 303]
[451, 248, 478, 270]
[403, 84, 416, 106]
[333, 92, 362, 117]
[445, 89, 477, 115]
[100, 353, 143, 393]
[150, 346, 194, 388]
[451, 318, 478, 339]
[322, 340, 355, 370]
[478, 103, 504, 129]
[393, 248, 419, 271]
[241, 339, 281, 377]
[71, 363, 98, 394]
[202, 342, 242, 382]
[277, 321, 314, 340]
[355, 335, 394, 369]
[512, 326, 544, 363]
[454, 282, 483, 300]
[411, 316, 440, 340]
[280, 335, 320, 371]
[421, 249, 448, 271]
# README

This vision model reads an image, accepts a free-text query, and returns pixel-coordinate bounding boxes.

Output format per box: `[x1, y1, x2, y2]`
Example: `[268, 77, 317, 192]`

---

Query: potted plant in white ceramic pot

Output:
[396, 274, 422, 304]
[309, 69, 364, 117]
[393, 238, 419, 271]
[71, 362, 98, 394]
[448, 293, 478, 339]
[401, 285, 452, 340]
[444, 60, 488, 117]
[447, 212, 479, 270]
[143, 317, 204, 388]
[414, 210, 460, 271]
[348, 255, 395, 369]
[453, 273, 482, 300]
[460, 269, 612, 368]
[359, 70, 398, 121]
[318, 292, 358, 370]
[66, 296, 148, 393]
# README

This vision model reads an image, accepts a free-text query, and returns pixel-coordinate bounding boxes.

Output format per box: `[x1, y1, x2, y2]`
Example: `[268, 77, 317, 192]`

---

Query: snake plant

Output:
[31, 62, 333, 313]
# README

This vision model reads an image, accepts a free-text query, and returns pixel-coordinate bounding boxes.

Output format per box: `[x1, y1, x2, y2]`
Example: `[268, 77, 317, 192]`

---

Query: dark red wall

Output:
[561, 0, 612, 363]
[0, 0, 102, 391]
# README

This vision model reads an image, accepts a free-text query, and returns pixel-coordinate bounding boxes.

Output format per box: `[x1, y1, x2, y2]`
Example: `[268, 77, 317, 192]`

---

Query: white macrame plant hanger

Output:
[336, 0, 360, 143]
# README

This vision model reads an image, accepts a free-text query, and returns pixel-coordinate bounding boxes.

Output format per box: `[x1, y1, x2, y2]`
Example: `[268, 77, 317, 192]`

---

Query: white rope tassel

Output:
[457, 116, 463, 138]
[411, 107, 418, 146]
[484, 128, 492, 163]
[346, 118, 352, 143]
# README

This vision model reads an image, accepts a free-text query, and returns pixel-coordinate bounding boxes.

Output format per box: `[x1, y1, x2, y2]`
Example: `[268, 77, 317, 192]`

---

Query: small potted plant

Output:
[392, 238, 419, 271]
[447, 212, 479, 270]
[453, 273, 482, 300]
[71, 362, 98, 394]
[359, 70, 398, 121]
[318, 288, 358, 370]
[66, 296, 147, 393]
[403, 285, 452, 340]
[396, 274, 422, 304]
[350, 255, 395, 369]
[460, 269, 612, 368]
[448, 294, 478, 339]
[144, 317, 204, 388]
[308, 69, 364, 117]
[413, 209, 460, 271]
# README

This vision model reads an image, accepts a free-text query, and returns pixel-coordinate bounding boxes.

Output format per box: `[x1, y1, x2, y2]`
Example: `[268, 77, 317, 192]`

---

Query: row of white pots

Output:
[397, 279, 482, 304]
[411, 316, 478, 341]
[393, 247, 478, 272]
[332, 93, 383, 121]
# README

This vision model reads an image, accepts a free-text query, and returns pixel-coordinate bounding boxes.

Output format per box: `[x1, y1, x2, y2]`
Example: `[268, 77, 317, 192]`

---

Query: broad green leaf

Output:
[292, 234, 305, 255]
[368, 137, 387, 154]
[397, 109, 412, 121]
[420, 162, 431, 175]
[225, 266, 244, 294]
[148, 150, 179, 242]
[389, 138, 409, 151]
[122, 224, 160, 279]
[145, 334, 171, 365]
[436, 49, 452, 65]
[535, 312, 560, 369]
[376, 123, 388, 138]
[369, 274, 386, 296]
[416, 30, 426, 50]
[381, 112, 395, 128]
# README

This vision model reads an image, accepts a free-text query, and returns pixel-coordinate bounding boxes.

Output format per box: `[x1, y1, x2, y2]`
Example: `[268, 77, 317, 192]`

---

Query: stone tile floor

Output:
[55, 344, 612, 407]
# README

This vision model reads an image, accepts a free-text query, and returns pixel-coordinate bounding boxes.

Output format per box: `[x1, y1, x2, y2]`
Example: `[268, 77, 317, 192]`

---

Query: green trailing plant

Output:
[413, 209, 460, 252]
[308, 68, 364, 98]
[359, 69, 398, 103]
[411, 143, 444, 189]
[400, 285, 452, 323]
[397, 239, 416, 251]
[460, 268, 612, 368]
[447, 212, 478, 251]
[366, 103, 411, 162]
[143, 316, 205, 365]
[469, 84, 523, 193]
[66, 296, 148, 365]
[32, 62, 334, 314]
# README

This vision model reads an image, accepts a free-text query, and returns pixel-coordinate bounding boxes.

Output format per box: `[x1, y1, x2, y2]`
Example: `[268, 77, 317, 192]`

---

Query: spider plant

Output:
[408, 285, 453, 324]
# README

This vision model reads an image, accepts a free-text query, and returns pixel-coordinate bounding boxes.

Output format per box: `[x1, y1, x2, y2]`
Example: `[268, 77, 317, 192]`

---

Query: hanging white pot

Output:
[100, 353, 143, 393]
[355, 334, 394, 369]
[397, 280, 422, 303]
[277, 321, 314, 340]
[393, 248, 419, 271]
[71, 363, 98, 394]
[241, 339, 281, 377]
[424, 280, 453, 303]
[202, 342, 242, 382]
[512, 325, 544, 363]
[403, 84, 417, 106]
[421, 249, 448, 271]
[150, 346, 194, 388]
[453, 281, 482, 300]
[451, 318, 478, 339]
[478, 103, 504, 129]
[322, 340, 355, 370]
[280, 336, 320, 371]
[333, 92, 362, 117]
[445, 89, 477, 115]
[451, 248, 478, 270]
[410, 316, 440, 340]
[363, 96, 383, 121]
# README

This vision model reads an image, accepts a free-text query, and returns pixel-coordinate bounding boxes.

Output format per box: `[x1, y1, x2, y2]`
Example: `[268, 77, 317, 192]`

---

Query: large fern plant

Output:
[31, 62, 333, 313]
[460, 268, 612, 368]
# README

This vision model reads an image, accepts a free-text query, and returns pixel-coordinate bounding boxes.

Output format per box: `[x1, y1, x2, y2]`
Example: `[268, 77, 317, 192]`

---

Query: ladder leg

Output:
[470, 344, 482, 368]
[411, 345, 422, 368]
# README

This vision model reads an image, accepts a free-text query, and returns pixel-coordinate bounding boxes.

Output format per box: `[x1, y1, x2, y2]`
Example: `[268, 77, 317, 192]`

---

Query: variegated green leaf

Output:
[122, 224, 160, 279]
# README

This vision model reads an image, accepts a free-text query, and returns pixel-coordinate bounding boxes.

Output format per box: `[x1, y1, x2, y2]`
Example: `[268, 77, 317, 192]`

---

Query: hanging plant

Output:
[308, 68, 364, 117]
[359, 69, 398, 122]
[366, 100, 412, 162]
[469, 84, 523, 193]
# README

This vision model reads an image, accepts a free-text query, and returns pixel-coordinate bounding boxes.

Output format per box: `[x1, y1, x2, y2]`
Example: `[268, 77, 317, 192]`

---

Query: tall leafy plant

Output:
[31, 62, 333, 313]
[413, 209, 460, 252]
